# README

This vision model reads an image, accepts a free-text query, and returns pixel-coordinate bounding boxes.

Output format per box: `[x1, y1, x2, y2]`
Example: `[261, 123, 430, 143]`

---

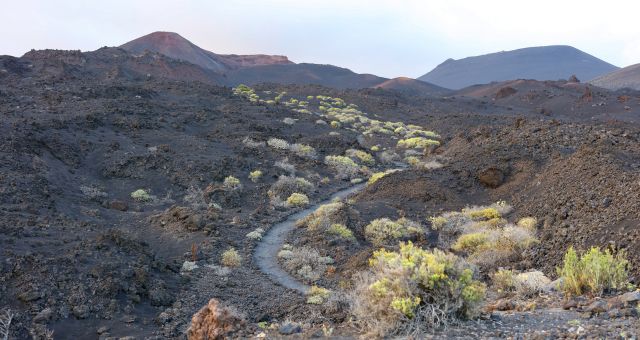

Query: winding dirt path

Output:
[254, 183, 367, 294]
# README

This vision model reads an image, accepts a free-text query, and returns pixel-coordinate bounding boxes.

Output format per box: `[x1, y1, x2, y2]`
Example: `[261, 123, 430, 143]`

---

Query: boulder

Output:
[187, 299, 245, 340]
[477, 167, 505, 188]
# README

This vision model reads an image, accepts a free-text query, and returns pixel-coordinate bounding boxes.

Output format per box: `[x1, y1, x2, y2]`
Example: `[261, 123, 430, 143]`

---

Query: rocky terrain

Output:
[1, 43, 640, 339]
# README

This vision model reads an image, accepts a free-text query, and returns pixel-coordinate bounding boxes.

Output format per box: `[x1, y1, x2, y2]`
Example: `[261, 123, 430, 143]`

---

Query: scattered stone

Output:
[73, 305, 90, 319]
[181, 261, 199, 272]
[33, 308, 52, 323]
[563, 299, 579, 310]
[279, 322, 302, 335]
[97, 326, 110, 334]
[585, 300, 608, 314]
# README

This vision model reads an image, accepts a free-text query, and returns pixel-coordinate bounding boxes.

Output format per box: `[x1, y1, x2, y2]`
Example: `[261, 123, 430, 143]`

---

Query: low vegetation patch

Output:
[307, 286, 331, 305]
[131, 189, 153, 202]
[286, 193, 310, 207]
[221, 247, 242, 267]
[324, 155, 360, 180]
[223, 176, 242, 190]
[249, 170, 262, 183]
[296, 201, 344, 231]
[557, 246, 630, 296]
[279, 246, 333, 282]
[350, 242, 485, 336]
[492, 269, 551, 297]
[364, 217, 424, 247]
[327, 223, 355, 241]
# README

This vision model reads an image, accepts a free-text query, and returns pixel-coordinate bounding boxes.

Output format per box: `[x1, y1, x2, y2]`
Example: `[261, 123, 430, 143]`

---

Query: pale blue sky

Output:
[1, 0, 639, 78]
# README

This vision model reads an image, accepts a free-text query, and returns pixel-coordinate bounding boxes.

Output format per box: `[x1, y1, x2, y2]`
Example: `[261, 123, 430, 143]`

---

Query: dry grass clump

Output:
[557, 246, 630, 296]
[397, 137, 440, 149]
[364, 218, 424, 247]
[350, 242, 485, 337]
[242, 137, 264, 149]
[274, 159, 296, 174]
[296, 202, 344, 231]
[246, 228, 265, 240]
[184, 186, 208, 211]
[279, 246, 333, 282]
[286, 193, 310, 207]
[429, 202, 537, 272]
[324, 155, 360, 180]
[492, 269, 551, 297]
[221, 248, 242, 267]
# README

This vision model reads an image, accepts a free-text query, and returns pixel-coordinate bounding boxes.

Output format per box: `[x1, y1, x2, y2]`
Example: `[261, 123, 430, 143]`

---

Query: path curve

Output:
[254, 183, 367, 294]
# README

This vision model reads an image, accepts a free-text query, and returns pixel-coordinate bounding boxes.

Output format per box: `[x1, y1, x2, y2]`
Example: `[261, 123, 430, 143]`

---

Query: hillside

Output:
[120, 31, 292, 72]
[590, 63, 640, 90]
[373, 76, 451, 95]
[419, 45, 618, 90]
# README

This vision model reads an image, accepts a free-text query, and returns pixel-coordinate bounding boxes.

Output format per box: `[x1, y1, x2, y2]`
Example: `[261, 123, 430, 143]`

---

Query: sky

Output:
[1, 0, 640, 78]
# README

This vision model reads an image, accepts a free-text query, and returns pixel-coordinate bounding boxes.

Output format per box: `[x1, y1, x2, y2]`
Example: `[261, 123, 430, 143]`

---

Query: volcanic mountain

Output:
[589, 63, 640, 90]
[120, 31, 292, 72]
[419, 45, 618, 90]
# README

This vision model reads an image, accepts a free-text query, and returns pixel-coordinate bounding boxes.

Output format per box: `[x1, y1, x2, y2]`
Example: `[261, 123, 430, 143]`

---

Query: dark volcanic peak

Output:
[590, 63, 640, 91]
[419, 45, 619, 90]
[120, 31, 292, 72]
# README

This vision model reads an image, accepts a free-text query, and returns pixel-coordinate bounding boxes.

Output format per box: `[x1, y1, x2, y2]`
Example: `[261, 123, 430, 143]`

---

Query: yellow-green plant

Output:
[307, 286, 331, 304]
[327, 223, 355, 241]
[452, 232, 490, 253]
[223, 176, 241, 190]
[221, 247, 242, 267]
[397, 137, 440, 149]
[286, 193, 310, 207]
[557, 246, 629, 296]
[368, 172, 387, 185]
[350, 242, 485, 336]
[364, 218, 424, 246]
[130, 189, 152, 202]
[249, 170, 263, 183]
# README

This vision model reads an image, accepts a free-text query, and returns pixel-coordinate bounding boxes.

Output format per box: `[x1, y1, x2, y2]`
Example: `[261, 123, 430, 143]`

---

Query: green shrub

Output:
[517, 217, 537, 230]
[324, 155, 359, 179]
[368, 172, 387, 185]
[286, 193, 310, 207]
[267, 137, 290, 150]
[296, 202, 343, 231]
[346, 149, 375, 165]
[130, 189, 153, 202]
[307, 286, 331, 304]
[327, 223, 355, 241]
[364, 218, 424, 247]
[557, 246, 629, 296]
[452, 232, 489, 253]
[221, 248, 242, 267]
[223, 176, 241, 190]
[249, 170, 262, 183]
[350, 242, 485, 336]
[281, 246, 333, 282]
[465, 207, 501, 220]
[397, 137, 440, 149]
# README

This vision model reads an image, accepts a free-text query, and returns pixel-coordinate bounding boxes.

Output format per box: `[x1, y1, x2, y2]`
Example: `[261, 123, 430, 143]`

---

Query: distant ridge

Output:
[419, 45, 618, 90]
[590, 63, 640, 91]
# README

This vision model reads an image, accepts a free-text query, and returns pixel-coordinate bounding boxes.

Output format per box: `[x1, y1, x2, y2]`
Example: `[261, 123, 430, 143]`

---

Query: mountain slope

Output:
[419, 45, 618, 90]
[120, 31, 292, 72]
[373, 77, 451, 95]
[589, 63, 640, 90]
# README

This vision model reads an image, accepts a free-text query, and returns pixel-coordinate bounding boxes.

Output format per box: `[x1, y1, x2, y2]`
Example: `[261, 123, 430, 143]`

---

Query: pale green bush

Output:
[324, 155, 359, 179]
[249, 170, 263, 183]
[286, 193, 310, 207]
[221, 248, 242, 267]
[131, 189, 153, 202]
[364, 218, 424, 247]
[557, 246, 630, 296]
[223, 176, 241, 190]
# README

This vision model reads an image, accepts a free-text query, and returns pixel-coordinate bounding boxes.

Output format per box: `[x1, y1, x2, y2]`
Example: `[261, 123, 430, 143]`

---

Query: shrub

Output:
[465, 207, 501, 220]
[184, 186, 208, 211]
[324, 155, 360, 179]
[281, 246, 333, 282]
[397, 137, 440, 149]
[307, 286, 331, 305]
[246, 228, 265, 240]
[131, 189, 153, 202]
[371, 145, 380, 152]
[249, 170, 262, 183]
[221, 248, 242, 267]
[274, 159, 296, 174]
[368, 172, 387, 185]
[282, 117, 296, 125]
[289, 143, 317, 159]
[296, 202, 343, 231]
[350, 242, 485, 336]
[268, 175, 313, 199]
[557, 246, 629, 296]
[492, 269, 551, 297]
[517, 217, 537, 230]
[80, 185, 107, 200]
[286, 193, 310, 207]
[364, 218, 424, 247]
[452, 232, 489, 253]
[223, 176, 241, 190]
[267, 138, 290, 150]
[330, 121, 341, 128]
[346, 149, 375, 165]
[327, 223, 355, 241]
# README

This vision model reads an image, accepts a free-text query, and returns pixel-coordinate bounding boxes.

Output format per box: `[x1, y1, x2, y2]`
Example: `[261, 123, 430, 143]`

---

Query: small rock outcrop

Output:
[187, 299, 245, 340]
